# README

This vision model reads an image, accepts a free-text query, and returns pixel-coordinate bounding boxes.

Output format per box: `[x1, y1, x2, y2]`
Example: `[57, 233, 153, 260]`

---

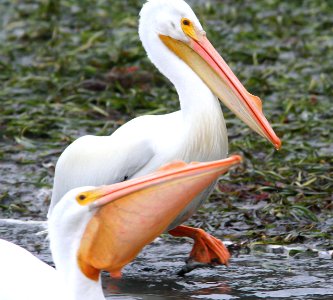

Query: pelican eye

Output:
[78, 194, 86, 201]
[182, 18, 191, 26]
[180, 18, 198, 41]
[76, 190, 100, 206]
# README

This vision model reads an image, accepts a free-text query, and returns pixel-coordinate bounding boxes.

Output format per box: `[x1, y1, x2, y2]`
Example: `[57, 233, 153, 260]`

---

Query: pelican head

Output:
[139, 0, 281, 149]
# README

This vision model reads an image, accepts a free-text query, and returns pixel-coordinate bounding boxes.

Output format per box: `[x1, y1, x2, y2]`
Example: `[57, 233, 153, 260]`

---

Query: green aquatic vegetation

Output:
[0, 0, 332, 245]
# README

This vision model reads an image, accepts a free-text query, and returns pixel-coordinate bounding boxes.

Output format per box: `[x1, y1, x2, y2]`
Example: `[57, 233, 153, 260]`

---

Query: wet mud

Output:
[1, 220, 333, 300]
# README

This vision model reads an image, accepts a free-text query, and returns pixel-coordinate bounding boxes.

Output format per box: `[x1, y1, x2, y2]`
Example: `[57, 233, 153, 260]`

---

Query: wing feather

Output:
[48, 128, 155, 217]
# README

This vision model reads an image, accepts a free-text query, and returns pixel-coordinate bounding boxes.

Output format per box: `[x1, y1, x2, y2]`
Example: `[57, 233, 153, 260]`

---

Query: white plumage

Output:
[49, 0, 280, 233]
[0, 187, 103, 300]
[49, 0, 228, 225]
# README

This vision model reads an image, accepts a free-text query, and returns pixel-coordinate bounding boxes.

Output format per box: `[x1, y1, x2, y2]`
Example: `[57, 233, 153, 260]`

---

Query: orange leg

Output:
[109, 270, 122, 279]
[169, 225, 230, 266]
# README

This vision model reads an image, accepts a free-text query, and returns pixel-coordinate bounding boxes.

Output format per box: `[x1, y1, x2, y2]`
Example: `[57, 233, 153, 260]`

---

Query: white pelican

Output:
[0, 156, 241, 300]
[49, 0, 281, 266]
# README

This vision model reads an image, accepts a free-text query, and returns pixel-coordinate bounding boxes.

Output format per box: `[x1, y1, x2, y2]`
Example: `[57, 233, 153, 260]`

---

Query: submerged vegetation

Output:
[0, 0, 332, 247]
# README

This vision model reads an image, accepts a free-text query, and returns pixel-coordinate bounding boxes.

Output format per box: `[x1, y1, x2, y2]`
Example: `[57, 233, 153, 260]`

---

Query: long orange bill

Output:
[160, 21, 281, 150]
[76, 155, 242, 208]
[77, 155, 241, 280]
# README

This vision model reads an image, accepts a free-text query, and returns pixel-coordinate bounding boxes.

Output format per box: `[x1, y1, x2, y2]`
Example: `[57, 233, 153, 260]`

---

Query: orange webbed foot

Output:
[169, 225, 230, 267]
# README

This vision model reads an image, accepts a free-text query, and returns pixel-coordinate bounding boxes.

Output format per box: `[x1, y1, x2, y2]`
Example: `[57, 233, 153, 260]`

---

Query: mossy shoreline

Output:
[0, 0, 332, 248]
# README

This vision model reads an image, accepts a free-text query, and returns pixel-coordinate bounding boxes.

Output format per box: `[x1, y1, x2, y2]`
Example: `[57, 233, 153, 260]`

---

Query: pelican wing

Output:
[48, 133, 155, 217]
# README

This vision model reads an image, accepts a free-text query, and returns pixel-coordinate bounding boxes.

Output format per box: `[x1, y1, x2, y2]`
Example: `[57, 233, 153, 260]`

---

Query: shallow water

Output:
[1, 219, 333, 299]
[107, 242, 333, 299]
